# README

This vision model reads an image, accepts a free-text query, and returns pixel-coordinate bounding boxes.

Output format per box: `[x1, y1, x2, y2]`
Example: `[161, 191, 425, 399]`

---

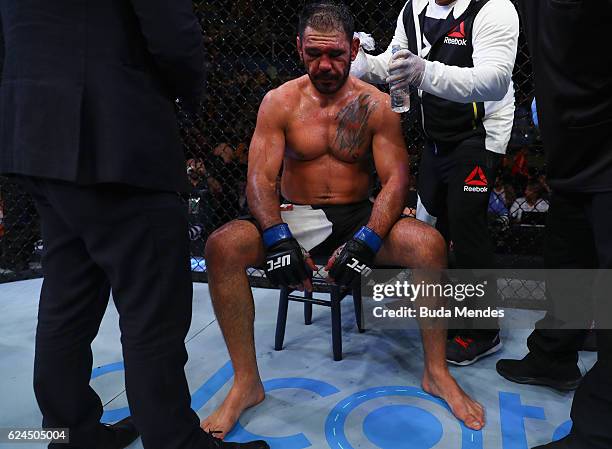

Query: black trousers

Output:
[418, 136, 501, 334]
[528, 191, 612, 448]
[22, 178, 210, 449]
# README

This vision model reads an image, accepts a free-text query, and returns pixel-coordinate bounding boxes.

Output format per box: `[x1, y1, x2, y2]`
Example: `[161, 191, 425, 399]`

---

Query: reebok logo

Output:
[448, 22, 466, 38]
[464, 185, 488, 192]
[445, 22, 467, 46]
[464, 166, 488, 193]
[444, 37, 467, 46]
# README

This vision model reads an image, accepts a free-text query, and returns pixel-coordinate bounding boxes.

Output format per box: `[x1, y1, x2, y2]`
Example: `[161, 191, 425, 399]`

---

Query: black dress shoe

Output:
[103, 417, 139, 448]
[203, 431, 269, 449]
[496, 356, 582, 391]
[213, 441, 270, 448]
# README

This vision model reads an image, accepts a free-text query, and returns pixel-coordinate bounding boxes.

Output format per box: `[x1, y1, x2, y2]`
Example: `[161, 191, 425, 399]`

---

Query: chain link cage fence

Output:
[1, 1, 547, 306]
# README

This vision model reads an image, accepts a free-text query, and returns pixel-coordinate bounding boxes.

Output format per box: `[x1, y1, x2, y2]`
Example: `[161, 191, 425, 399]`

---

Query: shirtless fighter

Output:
[202, 1, 485, 438]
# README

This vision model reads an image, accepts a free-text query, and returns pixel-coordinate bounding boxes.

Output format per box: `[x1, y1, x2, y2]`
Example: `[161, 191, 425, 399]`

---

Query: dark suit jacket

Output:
[0, 0, 205, 192]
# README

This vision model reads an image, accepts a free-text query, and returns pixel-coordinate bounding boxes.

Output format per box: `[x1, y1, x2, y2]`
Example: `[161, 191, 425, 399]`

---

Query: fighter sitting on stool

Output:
[202, 2, 485, 438]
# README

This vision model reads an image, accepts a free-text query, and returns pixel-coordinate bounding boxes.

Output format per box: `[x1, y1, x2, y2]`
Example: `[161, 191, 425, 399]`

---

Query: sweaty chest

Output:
[285, 94, 378, 163]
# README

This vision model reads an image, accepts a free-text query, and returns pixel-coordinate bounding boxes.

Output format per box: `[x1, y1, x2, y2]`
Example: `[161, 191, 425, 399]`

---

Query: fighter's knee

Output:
[414, 224, 447, 269]
[204, 223, 243, 262]
[204, 221, 262, 265]
[204, 227, 227, 261]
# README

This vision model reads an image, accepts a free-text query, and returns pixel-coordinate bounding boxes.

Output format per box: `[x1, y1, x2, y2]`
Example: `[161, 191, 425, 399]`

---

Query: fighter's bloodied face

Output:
[298, 27, 358, 94]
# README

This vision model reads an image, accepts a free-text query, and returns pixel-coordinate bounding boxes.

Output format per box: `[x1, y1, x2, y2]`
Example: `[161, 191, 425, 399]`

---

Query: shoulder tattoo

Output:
[333, 94, 378, 159]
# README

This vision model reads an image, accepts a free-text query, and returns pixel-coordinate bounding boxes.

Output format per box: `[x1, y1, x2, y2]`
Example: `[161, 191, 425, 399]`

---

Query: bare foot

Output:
[201, 379, 266, 439]
[422, 370, 485, 430]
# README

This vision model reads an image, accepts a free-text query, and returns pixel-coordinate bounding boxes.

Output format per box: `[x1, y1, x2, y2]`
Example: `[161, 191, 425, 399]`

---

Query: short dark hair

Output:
[298, 1, 355, 42]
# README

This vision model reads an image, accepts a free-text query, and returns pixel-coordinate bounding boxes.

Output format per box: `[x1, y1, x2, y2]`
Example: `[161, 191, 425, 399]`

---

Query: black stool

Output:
[274, 269, 364, 361]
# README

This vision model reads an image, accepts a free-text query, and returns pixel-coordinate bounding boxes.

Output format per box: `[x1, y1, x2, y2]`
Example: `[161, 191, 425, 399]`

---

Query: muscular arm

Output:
[368, 96, 410, 239]
[246, 90, 286, 230]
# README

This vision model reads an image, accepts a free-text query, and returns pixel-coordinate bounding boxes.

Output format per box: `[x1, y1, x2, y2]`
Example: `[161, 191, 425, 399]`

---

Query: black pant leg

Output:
[446, 138, 501, 335]
[570, 335, 612, 449]
[570, 191, 612, 448]
[42, 182, 208, 449]
[446, 138, 499, 269]
[416, 140, 447, 224]
[525, 325, 585, 375]
[22, 179, 113, 449]
[588, 191, 612, 269]
[528, 191, 597, 369]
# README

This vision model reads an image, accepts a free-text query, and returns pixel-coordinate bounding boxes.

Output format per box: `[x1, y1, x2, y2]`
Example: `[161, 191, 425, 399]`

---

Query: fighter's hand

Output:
[326, 226, 382, 287]
[386, 49, 426, 91]
[263, 224, 315, 292]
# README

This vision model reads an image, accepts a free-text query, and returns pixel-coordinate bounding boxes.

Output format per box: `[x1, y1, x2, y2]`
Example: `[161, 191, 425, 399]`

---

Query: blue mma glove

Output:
[328, 226, 382, 286]
[263, 223, 310, 288]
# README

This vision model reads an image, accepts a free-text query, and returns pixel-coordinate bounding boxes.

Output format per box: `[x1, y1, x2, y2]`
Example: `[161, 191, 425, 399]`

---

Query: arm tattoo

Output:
[334, 94, 378, 158]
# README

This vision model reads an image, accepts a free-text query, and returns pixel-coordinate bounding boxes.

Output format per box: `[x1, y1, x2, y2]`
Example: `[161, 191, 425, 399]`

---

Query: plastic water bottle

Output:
[390, 45, 410, 113]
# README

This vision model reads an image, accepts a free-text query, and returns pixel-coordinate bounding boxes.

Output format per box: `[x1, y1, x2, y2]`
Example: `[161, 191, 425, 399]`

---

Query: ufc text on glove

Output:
[328, 226, 382, 286]
[263, 223, 312, 290]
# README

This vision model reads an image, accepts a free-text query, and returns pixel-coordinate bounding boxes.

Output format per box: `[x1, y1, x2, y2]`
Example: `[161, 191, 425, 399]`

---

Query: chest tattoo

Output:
[333, 94, 378, 159]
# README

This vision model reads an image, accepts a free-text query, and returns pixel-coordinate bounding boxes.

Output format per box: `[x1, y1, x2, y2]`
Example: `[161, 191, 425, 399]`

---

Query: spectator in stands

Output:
[511, 146, 529, 190]
[186, 158, 214, 249]
[510, 181, 549, 222]
[187, 158, 207, 188]
[213, 142, 234, 165]
[487, 175, 512, 251]
[537, 173, 551, 201]
[200, 143, 228, 198]
[505, 183, 517, 209]
[205, 142, 242, 227]
[489, 176, 510, 218]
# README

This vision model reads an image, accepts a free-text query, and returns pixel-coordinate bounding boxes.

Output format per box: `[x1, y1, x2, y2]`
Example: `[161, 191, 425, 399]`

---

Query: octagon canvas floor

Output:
[0, 279, 596, 449]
